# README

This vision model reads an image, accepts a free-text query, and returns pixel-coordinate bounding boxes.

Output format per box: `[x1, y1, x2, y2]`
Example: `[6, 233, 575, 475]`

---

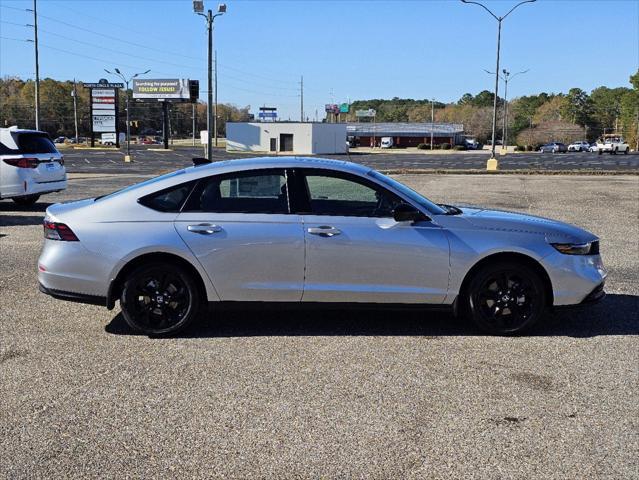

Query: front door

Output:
[174, 168, 305, 302]
[280, 134, 293, 152]
[297, 169, 450, 303]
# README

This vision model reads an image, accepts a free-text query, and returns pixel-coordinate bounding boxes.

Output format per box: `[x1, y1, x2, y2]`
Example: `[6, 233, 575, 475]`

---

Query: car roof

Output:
[184, 156, 371, 176]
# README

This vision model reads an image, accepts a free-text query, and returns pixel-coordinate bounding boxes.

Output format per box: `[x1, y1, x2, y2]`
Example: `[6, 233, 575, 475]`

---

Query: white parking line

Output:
[84, 159, 90, 164]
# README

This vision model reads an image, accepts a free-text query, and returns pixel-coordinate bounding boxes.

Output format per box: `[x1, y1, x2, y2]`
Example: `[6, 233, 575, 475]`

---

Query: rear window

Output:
[138, 181, 197, 213]
[14, 133, 58, 154]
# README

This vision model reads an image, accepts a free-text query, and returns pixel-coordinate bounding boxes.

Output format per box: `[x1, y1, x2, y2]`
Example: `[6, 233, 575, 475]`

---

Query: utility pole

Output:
[30, 0, 40, 130]
[214, 49, 218, 147]
[72, 79, 79, 143]
[300, 75, 304, 122]
[192, 103, 196, 146]
[430, 98, 434, 150]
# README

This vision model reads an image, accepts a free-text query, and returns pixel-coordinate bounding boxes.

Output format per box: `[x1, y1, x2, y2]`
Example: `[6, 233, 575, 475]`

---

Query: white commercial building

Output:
[226, 122, 347, 155]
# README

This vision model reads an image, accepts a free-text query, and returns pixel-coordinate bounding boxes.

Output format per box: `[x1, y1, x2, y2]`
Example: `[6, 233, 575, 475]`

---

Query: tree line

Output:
[0, 77, 251, 140]
[347, 70, 639, 148]
[1, 71, 638, 148]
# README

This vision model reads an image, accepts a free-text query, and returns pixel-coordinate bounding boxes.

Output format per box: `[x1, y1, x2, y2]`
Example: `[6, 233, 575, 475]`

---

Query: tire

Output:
[120, 262, 202, 336]
[12, 194, 40, 206]
[598, 149, 603, 155]
[613, 148, 617, 155]
[463, 261, 547, 335]
[624, 148, 628, 155]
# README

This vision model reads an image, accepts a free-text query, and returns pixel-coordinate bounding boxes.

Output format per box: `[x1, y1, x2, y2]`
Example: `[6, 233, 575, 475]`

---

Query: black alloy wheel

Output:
[120, 262, 201, 336]
[465, 262, 546, 335]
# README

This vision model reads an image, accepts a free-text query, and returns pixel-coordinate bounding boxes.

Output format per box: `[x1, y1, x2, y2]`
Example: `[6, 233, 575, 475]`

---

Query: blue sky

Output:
[1, 0, 638, 120]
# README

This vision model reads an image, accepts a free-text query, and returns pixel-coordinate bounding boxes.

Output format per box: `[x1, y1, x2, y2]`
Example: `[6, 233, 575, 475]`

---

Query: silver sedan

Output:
[38, 157, 606, 336]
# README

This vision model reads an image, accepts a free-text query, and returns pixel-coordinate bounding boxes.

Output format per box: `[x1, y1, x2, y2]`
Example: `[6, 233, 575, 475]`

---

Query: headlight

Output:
[551, 241, 599, 255]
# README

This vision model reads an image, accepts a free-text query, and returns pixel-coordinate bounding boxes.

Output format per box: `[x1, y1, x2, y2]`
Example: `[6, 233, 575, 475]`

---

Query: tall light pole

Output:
[105, 68, 150, 161]
[194, 1, 226, 160]
[430, 98, 434, 150]
[484, 68, 528, 149]
[461, 0, 536, 170]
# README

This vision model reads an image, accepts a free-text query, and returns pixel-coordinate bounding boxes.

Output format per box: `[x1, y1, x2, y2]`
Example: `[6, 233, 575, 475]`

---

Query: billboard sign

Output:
[132, 79, 190, 100]
[258, 111, 277, 119]
[325, 104, 339, 114]
[355, 108, 376, 118]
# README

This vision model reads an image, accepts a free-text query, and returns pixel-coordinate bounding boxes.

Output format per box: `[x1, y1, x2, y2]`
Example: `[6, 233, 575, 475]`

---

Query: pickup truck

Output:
[595, 136, 630, 155]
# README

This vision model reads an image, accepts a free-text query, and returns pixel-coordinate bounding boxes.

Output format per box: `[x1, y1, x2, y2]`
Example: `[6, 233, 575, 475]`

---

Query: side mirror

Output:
[393, 203, 429, 223]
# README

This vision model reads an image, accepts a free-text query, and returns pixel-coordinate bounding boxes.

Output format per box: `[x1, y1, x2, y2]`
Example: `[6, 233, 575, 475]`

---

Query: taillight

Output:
[3, 157, 39, 168]
[43, 220, 79, 241]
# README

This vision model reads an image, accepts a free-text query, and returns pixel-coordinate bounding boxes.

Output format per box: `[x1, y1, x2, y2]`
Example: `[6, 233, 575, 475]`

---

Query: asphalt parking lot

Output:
[59, 145, 639, 175]
[1, 173, 637, 478]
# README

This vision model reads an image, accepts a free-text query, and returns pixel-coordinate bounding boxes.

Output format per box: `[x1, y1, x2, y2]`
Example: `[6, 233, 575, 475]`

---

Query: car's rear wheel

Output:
[120, 262, 202, 336]
[464, 261, 547, 335]
[12, 194, 40, 206]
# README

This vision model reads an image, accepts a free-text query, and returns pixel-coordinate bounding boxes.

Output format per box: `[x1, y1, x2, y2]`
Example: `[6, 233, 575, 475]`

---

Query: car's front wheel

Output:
[12, 194, 40, 206]
[120, 262, 202, 336]
[464, 261, 547, 335]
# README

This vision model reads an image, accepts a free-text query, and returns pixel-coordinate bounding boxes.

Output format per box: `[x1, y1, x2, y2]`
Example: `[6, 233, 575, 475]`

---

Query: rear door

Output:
[13, 132, 65, 183]
[174, 168, 305, 302]
[295, 168, 450, 304]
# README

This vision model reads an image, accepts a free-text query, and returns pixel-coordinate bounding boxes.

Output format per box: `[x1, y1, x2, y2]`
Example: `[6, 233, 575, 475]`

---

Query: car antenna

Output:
[192, 157, 212, 166]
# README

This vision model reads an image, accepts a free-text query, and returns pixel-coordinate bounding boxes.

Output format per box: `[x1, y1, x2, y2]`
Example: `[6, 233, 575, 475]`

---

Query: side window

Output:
[303, 172, 402, 217]
[185, 169, 289, 214]
[138, 181, 196, 212]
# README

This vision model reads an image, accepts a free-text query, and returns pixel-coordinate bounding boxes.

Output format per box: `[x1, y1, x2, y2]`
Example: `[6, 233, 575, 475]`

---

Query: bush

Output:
[454, 145, 466, 151]
[441, 143, 451, 150]
[515, 145, 526, 152]
[526, 145, 534, 151]
[416, 143, 428, 150]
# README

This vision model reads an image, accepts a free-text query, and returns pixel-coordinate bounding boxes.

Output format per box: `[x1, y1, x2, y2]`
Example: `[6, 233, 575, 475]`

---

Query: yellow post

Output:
[124, 155, 131, 163]
[486, 156, 499, 171]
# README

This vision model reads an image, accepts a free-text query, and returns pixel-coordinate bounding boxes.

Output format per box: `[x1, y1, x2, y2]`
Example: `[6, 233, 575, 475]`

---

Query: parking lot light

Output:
[104, 68, 150, 162]
[461, 0, 536, 170]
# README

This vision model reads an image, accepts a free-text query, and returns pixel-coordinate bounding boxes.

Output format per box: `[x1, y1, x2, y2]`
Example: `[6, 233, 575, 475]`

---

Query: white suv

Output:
[567, 141, 590, 152]
[0, 126, 67, 205]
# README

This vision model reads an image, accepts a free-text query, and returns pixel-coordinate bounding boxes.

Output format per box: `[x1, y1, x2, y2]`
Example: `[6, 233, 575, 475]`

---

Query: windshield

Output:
[367, 170, 447, 215]
[95, 169, 187, 201]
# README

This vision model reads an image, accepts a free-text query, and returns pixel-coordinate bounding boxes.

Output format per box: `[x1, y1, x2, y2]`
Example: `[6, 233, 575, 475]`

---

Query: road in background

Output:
[59, 146, 639, 175]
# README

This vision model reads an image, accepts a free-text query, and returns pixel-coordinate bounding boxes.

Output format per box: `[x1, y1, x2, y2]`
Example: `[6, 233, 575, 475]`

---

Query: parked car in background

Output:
[540, 142, 567, 153]
[464, 138, 481, 150]
[567, 141, 590, 152]
[38, 157, 606, 337]
[588, 143, 599, 153]
[595, 135, 629, 155]
[53, 136, 67, 144]
[380, 137, 394, 149]
[0, 126, 67, 205]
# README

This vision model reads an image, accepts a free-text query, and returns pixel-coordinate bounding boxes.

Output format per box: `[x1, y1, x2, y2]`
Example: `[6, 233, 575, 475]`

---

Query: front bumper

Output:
[542, 252, 607, 306]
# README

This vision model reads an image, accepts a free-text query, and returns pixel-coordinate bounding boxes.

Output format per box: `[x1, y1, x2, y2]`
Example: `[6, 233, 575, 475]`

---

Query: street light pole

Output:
[430, 98, 434, 150]
[105, 68, 150, 161]
[195, 2, 226, 160]
[485, 68, 528, 150]
[461, 0, 536, 170]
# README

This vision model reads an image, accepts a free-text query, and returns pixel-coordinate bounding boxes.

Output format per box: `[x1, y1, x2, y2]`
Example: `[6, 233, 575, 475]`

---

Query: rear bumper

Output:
[39, 282, 106, 307]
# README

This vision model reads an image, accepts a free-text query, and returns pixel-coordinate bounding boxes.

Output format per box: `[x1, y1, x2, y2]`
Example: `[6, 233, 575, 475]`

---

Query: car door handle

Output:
[307, 226, 341, 237]
[187, 223, 222, 235]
